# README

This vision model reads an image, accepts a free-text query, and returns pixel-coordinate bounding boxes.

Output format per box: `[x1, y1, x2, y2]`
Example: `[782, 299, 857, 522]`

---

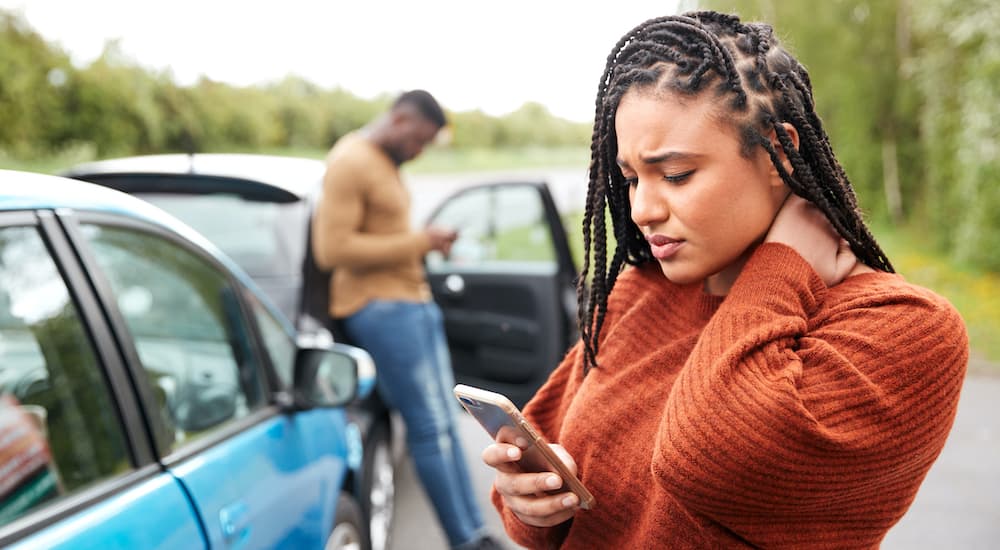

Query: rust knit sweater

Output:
[492, 243, 968, 549]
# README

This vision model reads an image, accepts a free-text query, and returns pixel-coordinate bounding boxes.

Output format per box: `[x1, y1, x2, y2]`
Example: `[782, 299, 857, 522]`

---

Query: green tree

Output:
[0, 11, 74, 156]
[64, 41, 166, 156]
[912, 0, 1000, 270]
[705, 0, 921, 226]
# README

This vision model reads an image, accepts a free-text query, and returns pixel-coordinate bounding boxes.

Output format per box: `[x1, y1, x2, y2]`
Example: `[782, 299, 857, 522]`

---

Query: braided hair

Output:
[578, 11, 894, 373]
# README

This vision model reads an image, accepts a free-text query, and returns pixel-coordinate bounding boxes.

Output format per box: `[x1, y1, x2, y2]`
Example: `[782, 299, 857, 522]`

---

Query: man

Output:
[311, 90, 500, 550]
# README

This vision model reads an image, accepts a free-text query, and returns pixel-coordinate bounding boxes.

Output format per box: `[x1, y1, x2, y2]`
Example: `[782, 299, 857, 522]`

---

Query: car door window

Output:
[246, 292, 295, 388]
[80, 224, 266, 454]
[0, 226, 130, 528]
[425, 185, 558, 272]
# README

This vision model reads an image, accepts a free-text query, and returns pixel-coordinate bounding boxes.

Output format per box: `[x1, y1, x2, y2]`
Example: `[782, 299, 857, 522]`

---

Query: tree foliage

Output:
[0, 9, 590, 163]
[703, 0, 1000, 271]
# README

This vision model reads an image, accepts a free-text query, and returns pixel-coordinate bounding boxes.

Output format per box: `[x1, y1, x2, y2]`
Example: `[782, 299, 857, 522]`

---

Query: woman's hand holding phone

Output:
[482, 431, 582, 528]
[454, 384, 592, 527]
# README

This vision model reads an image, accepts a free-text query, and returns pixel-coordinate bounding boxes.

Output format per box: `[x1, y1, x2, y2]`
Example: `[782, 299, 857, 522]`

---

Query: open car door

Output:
[425, 182, 578, 407]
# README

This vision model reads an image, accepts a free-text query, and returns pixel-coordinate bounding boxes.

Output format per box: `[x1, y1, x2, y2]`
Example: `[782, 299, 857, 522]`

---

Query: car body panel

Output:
[4, 473, 205, 550]
[166, 409, 354, 549]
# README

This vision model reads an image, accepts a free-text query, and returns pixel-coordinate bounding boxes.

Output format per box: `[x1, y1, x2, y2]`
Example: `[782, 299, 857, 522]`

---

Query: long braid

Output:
[577, 11, 894, 374]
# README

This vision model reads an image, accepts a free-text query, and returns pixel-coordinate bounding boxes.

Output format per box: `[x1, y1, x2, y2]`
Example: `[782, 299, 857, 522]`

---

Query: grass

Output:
[1, 144, 592, 176]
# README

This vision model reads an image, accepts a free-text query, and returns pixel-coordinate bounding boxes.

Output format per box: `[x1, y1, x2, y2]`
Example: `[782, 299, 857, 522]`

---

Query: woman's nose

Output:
[629, 179, 669, 226]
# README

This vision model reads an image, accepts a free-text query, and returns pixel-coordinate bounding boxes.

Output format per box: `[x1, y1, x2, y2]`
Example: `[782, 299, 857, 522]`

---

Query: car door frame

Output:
[423, 181, 579, 407]
[56, 210, 287, 462]
[0, 209, 171, 546]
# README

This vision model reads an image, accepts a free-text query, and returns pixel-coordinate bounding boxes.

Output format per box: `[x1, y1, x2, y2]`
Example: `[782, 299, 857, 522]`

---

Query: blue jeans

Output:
[343, 300, 485, 548]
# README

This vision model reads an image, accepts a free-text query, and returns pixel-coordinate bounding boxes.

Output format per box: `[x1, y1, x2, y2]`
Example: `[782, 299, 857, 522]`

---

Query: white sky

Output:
[1, 0, 686, 123]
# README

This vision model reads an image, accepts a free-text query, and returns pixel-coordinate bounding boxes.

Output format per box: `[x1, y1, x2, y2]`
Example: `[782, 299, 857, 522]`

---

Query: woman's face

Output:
[616, 89, 789, 295]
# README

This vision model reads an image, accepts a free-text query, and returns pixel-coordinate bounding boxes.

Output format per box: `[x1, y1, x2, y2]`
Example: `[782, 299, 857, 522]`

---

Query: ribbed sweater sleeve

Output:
[491, 343, 583, 549]
[652, 243, 968, 547]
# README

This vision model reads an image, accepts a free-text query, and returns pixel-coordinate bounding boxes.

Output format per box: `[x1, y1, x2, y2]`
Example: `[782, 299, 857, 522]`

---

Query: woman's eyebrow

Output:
[617, 150, 703, 168]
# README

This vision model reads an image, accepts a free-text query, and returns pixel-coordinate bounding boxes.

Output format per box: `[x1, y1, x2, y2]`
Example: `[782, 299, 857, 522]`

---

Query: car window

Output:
[246, 293, 295, 388]
[134, 192, 309, 280]
[425, 185, 558, 273]
[80, 224, 266, 454]
[0, 226, 130, 528]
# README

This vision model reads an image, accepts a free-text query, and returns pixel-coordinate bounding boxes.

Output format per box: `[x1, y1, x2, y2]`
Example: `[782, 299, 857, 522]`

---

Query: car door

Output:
[0, 211, 206, 550]
[65, 213, 358, 549]
[424, 182, 578, 407]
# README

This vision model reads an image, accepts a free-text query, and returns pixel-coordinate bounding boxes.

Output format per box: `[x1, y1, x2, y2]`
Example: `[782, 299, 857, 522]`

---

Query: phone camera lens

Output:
[459, 396, 479, 408]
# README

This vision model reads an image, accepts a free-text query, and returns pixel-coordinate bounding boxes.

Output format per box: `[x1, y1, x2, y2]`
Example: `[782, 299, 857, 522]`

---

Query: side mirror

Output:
[291, 341, 375, 409]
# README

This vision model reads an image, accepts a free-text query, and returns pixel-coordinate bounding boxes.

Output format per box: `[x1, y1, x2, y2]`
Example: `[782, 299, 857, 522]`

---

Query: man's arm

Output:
[311, 161, 436, 271]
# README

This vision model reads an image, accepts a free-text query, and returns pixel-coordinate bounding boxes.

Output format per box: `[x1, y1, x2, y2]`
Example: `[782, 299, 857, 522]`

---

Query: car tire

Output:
[361, 419, 395, 550]
[326, 492, 367, 550]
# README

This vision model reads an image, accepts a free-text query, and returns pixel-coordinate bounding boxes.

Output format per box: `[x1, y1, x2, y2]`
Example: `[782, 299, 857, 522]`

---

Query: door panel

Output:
[433, 271, 568, 407]
[7, 473, 206, 550]
[166, 410, 351, 549]
[425, 183, 577, 408]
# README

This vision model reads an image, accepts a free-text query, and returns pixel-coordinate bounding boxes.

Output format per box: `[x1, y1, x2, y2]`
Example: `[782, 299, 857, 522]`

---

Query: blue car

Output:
[0, 170, 376, 549]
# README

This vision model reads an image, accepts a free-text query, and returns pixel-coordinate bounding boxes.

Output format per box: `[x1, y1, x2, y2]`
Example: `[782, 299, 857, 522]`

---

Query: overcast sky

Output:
[1, 0, 688, 122]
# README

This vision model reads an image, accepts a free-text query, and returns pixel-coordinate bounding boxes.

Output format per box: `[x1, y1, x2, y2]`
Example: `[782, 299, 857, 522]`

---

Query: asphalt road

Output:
[389, 374, 1000, 549]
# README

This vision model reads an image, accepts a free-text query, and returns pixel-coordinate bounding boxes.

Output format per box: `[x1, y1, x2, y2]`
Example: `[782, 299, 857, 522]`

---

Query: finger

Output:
[482, 443, 523, 473]
[548, 444, 579, 476]
[495, 470, 568, 498]
[495, 425, 531, 448]
[832, 239, 859, 283]
[505, 491, 580, 527]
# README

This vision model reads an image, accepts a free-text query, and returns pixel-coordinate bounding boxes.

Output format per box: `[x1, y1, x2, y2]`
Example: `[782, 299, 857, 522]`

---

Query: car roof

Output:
[1, 169, 195, 230]
[61, 153, 326, 200]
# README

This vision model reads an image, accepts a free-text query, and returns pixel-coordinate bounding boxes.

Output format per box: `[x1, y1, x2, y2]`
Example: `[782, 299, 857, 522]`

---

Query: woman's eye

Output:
[624, 177, 639, 187]
[664, 170, 694, 184]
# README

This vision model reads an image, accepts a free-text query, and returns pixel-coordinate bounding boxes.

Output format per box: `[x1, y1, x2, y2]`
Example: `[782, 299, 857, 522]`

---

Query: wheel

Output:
[325, 493, 367, 550]
[361, 419, 395, 550]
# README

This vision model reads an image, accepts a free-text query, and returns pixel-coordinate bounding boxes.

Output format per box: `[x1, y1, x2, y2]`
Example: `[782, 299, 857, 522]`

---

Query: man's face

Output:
[385, 110, 440, 165]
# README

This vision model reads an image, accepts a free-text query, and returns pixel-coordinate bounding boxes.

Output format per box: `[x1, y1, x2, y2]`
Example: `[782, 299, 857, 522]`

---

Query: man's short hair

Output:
[393, 90, 447, 128]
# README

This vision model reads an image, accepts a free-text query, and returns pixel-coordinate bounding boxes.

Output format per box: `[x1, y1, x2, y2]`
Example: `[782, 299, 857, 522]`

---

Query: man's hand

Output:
[425, 226, 458, 256]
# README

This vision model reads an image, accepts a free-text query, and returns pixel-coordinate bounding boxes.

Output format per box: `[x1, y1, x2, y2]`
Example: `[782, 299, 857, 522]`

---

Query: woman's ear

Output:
[769, 122, 799, 180]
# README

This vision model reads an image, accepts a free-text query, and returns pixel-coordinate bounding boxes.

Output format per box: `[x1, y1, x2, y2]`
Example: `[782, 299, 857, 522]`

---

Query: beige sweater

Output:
[311, 132, 433, 318]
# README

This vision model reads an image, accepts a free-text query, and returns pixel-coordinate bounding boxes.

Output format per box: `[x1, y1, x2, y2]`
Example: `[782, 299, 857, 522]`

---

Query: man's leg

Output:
[343, 301, 485, 548]
[418, 302, 485, 528]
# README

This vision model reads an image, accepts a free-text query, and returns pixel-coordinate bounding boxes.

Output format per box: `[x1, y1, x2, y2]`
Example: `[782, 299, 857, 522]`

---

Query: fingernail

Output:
[506, 447, 519, 459]
[562, 495, 577, 508]
[545, 475, 561, 489]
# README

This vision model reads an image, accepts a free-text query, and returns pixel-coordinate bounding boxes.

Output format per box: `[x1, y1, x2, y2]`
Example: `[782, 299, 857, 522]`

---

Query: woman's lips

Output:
[646, 234, 685, 260]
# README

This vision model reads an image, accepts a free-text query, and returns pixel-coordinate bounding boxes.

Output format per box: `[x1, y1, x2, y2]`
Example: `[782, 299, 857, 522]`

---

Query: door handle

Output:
[443, 274, 466, 297]
[219, 501, 250, 548]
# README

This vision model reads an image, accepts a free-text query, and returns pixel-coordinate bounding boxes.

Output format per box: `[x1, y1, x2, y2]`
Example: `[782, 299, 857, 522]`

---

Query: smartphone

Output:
[453, 384, 595, 510]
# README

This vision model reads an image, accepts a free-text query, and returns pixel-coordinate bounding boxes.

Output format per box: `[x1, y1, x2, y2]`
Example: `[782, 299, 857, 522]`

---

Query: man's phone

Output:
[453, 384, 595, 510]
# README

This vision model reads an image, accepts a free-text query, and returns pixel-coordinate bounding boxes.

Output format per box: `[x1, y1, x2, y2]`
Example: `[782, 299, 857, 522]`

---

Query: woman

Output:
[481, 11, 968, 549]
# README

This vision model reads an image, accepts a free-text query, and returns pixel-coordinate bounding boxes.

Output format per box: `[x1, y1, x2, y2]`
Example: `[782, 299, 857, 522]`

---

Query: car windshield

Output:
[135, 192, 309, 279]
